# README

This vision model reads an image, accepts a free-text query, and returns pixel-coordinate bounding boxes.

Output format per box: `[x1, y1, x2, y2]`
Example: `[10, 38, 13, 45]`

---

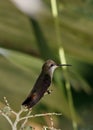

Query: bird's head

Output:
[42, 59, 71, 77]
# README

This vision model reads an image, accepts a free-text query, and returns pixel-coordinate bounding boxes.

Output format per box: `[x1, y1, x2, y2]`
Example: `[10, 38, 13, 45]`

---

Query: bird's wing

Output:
[22, 73, 51, 108]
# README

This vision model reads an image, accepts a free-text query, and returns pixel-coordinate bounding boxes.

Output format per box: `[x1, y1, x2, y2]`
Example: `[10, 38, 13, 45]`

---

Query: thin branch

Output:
[19, 112, 62, 122]
[3, 97, 17, 116]
[43, 126, 61, 130]
[4, 97, 10, 107]
[20, 110, 32, 130]
[0, 98, 62, 130]
[0, 110, 13, 127]
[50, 115, 54, 128]
[13, 109, 24, 129]
[11, 110, 17, 116]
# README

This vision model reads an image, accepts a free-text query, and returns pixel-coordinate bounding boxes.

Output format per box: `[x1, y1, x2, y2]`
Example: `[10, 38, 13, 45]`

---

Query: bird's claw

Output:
[47, 89, 53, 94]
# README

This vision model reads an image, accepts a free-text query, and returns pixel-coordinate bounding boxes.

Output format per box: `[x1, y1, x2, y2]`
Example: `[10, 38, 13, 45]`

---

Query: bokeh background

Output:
[0, 0, 93, 130]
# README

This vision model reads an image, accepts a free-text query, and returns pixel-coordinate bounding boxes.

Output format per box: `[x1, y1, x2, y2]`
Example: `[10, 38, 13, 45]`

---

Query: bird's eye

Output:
[50, 64, 54, 67]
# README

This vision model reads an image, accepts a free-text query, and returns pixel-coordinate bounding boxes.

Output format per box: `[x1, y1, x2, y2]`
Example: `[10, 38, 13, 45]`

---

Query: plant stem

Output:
[19, 112, 62, 122]
[0, 111, 13, 127]
[13, 109, 23, 130]
[50, 0, 78, 130]
[20, 110, 32, 130]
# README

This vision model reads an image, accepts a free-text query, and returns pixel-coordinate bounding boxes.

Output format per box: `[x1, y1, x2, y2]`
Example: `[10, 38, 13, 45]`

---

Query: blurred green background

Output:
[0, 0, 93, 130]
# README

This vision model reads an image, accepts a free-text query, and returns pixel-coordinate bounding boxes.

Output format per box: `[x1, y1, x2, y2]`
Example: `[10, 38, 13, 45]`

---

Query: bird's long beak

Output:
[57, 64, 72, 67]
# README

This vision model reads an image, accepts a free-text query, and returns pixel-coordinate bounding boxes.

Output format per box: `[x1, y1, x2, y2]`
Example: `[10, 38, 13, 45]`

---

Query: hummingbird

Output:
[22, 59, 71, 109]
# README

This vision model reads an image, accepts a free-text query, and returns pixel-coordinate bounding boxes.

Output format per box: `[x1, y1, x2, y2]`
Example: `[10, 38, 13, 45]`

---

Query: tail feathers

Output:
[22, 92, 40, 109]
[22, 97, 35, 109]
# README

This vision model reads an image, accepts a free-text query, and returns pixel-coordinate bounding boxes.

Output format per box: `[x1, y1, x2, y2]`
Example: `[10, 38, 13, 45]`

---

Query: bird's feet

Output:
[47, 89, 53, 94]
[47, 89, 52, 94]
[44, 89, 53, 96]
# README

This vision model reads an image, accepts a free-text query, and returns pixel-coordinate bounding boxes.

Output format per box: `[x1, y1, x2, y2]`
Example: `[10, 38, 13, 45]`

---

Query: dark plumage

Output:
[22, 59, 71, 108]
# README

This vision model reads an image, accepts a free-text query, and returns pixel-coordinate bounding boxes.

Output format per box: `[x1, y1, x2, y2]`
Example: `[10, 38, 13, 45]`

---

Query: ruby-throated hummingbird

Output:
[22, 59, 71, 109]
